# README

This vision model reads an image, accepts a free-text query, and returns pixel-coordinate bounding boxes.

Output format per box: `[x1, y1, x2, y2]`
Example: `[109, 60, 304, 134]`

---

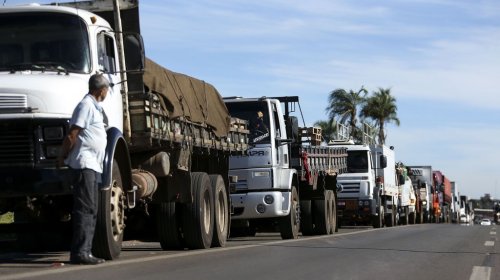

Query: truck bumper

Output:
[337, 199, 375, 224]
[0, 168, 75, 197]
[231, 191, 290, 219]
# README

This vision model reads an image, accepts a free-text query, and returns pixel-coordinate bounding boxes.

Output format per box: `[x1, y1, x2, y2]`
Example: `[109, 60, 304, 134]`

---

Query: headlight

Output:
[264, 195, 274, 204]
[422, 201, 427, 205]
[43, 126, 64, 140]
[358, 200, 363, 206]
[364, 201, 370, 206]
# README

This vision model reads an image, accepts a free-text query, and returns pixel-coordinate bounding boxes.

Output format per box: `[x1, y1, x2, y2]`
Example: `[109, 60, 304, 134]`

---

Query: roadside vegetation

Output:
[316, 87, 400, 144]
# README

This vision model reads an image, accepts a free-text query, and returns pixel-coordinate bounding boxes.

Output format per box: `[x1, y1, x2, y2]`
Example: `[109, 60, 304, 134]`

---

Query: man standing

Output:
[58, 74, 109, 265]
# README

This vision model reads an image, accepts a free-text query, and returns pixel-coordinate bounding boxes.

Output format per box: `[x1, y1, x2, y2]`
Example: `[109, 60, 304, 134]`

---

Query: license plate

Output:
[346, 200, 358, 210]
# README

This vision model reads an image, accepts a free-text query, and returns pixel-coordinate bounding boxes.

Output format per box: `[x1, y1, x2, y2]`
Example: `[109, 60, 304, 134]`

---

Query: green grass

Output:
[0, 212, 13, 224]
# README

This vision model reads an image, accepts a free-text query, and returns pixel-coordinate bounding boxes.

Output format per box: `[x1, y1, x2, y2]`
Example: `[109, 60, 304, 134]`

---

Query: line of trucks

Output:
[331, 139, 465, 227]
[0, 0, 348, 259]
[0, 0, 467, 260]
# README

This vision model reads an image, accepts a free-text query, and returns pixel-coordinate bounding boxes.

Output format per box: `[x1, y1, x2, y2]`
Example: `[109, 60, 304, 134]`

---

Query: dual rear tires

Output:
[299, 190, 337, 236]
[156, 172, 228, 250]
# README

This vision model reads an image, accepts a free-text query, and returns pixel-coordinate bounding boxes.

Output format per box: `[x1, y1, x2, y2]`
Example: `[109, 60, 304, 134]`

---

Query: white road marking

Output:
[490, 231, 496, 235]
[469, 266, 491, 280]
[484, 241, 495, 246]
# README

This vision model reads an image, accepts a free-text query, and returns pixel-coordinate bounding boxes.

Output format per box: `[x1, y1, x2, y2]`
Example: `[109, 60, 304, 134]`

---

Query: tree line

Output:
[314, 87, 400, 145]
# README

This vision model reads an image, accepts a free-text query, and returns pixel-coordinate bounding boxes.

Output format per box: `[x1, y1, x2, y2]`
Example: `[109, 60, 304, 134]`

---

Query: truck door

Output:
[96, 30, 122, 131]
[271, 102, 291, 189]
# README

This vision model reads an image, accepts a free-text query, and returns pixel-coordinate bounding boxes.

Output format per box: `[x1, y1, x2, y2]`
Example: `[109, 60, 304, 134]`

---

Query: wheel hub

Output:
[110, 181, 125, 241]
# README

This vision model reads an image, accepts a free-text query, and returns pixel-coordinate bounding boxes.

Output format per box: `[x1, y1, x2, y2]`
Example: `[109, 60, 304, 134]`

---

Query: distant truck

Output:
[459, 195, 471, 224]
[407, 166, 433, 223]
[224, 96, 347, 238]
[396, 163, 416, 225]
[433, 171, 452, 223]
[330, 140, 399, 228]
[0, 0, 249, 259]
[451, 182, 459, 223]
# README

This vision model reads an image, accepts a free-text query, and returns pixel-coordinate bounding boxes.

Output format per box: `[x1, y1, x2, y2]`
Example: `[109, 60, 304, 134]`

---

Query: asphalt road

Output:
[0, 224, 497, 280]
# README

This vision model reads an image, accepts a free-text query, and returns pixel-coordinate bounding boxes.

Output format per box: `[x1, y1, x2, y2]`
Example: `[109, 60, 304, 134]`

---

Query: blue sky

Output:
[6, 0, 500, 199]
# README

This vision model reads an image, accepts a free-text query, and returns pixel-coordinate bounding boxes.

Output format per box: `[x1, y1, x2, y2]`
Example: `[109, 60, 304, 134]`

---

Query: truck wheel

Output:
[157, 201, 184, 250]
[372, 205, 383, 228]
[279, 187, 300, 239]
[313, 193, 330, 235]
[404, 207, 409, 225]
[93, 159, 125, 260]
[209, 174, 228, 248]
[300, 199, 314, 236]
[325, 190, 335, 234]
[182, 172, 214, 249]
[385, 211, 394, 227]
[329, 191, 338, 233]
[409, 212, 416, 224]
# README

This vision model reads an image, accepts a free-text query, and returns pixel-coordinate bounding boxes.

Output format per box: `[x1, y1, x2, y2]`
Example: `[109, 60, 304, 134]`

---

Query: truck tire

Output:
[372, 205, 383, 228]
[182, 172, 214, 249]
[157, 201, 184, 250]
[279, 187, 300, 239]
[329, 191, 338, 233]
[401, 207, 409, 225]
[209, 174, 228, 248]
[93, 159, 125, 260]
[313, 192, 330, 235]
[300, 199, 314, 236]
[385, 211, 394, 227]
[409, 211, 416, 224]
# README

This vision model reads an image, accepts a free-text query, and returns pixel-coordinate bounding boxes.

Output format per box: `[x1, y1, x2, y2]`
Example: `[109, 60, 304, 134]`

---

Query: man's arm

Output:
[57, 125, 83, 168]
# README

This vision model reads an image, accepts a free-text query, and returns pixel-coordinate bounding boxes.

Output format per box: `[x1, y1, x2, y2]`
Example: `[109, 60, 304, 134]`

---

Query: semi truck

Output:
[451, 181, 459, 223]
[396, 163, 416, 225]
[408, 166, 433, 223]
[331, 140, 399, 228]
[459, 195, 471, 223]
[433, 171, 452, 223]
[224, 96, 347, 238]
[0, 0, 250, 259]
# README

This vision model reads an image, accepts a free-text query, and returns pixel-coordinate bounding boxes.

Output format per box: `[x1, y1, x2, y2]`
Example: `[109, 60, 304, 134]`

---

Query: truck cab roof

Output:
[0, 4, 109, 28]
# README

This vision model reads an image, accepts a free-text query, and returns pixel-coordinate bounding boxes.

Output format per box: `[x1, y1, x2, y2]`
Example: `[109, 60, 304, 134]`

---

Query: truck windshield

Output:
[346, 150, 369, 173]
[225, 101, 271, 144]
[0, 12, 91, 73]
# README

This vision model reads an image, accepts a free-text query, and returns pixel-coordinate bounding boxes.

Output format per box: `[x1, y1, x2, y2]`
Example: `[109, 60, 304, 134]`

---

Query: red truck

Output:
[432, 171, 452, 223]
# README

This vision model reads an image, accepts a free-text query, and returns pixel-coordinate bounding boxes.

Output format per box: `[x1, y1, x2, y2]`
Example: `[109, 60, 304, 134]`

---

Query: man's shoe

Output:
[70, 254, 105, 265]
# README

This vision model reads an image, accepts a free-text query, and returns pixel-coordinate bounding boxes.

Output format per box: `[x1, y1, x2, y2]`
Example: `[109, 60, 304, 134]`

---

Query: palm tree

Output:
[360, 88, 400, 145]
[325, 87, 367, 141]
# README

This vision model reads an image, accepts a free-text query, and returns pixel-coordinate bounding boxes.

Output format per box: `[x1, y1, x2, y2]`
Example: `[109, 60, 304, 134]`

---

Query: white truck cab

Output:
[331, 140, 399, 227]
[225, 97, 295, 220]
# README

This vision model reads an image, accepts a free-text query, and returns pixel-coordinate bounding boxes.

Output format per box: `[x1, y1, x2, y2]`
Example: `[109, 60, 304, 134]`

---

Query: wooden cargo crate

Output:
[128, 92, 249, 153]
[299, 127, 322, 146]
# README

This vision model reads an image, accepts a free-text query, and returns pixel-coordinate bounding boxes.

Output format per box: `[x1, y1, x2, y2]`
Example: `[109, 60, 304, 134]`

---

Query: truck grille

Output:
[0, 94, 28, 109]
[338, 183, 360, 197]
[0, 121, 34, 167]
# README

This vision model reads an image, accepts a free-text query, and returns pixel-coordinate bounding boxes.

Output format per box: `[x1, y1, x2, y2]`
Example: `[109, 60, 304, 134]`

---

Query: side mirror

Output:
[379, 155, 387, 168]
[124, 33, 145, 72]
[336, 183, 343, 193]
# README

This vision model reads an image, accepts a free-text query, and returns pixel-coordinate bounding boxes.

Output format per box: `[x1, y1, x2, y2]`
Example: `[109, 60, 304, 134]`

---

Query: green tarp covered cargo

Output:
[143, 58, 231, 138]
